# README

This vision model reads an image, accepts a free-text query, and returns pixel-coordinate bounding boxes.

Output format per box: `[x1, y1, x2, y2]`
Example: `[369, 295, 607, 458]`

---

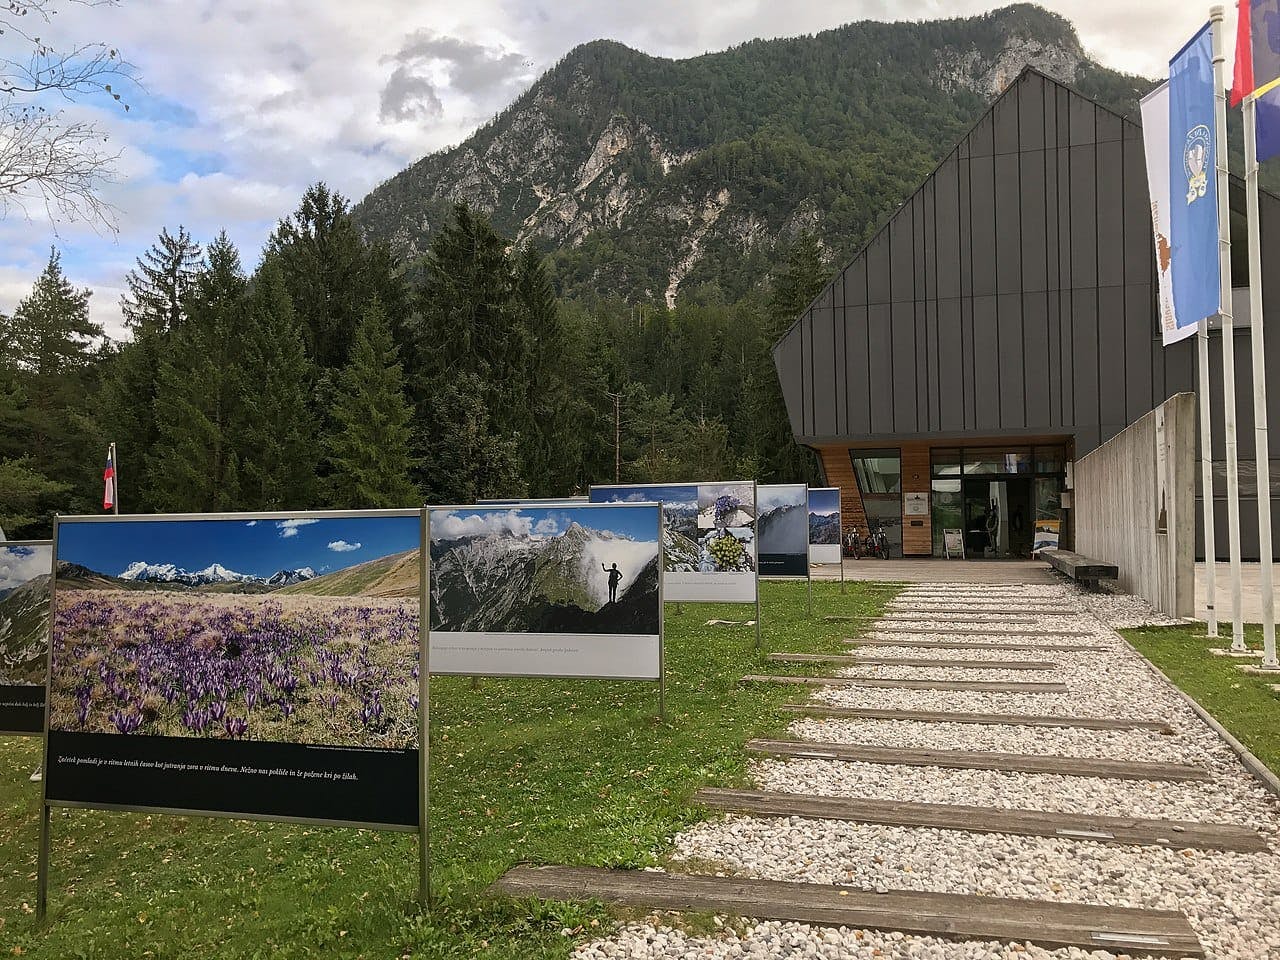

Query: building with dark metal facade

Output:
[773, 68, 1280, 560]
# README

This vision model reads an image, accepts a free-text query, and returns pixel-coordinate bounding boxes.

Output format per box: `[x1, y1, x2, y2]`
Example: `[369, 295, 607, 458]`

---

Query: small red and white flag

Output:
[103, 444, 116, 511]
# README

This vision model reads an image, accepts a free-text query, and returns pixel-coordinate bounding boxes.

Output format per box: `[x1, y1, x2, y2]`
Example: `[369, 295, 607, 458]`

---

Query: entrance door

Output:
[962, 478, 1034, 558]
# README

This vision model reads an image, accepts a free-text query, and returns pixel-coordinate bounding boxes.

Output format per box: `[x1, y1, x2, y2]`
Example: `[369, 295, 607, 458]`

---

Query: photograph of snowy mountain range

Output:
[48, 514, 423, 748]
[808, 488, 842, 546]
[0, 542, 53, 687]
[757, 484, 809, 577]
[428, 506, 661, 635]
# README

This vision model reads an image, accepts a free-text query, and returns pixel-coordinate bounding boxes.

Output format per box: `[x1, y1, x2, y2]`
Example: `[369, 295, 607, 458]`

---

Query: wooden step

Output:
[492, 865, 1203, 956]
[777, 703, 1175, 734]
[741, 675, 1070, 693]
[694, 788, 1265, 853]
[844, 638, 1109, 652]
[768, 653, 1059, 671]
[870, 626, 1093, 638]
[745, 739, 1211, 781]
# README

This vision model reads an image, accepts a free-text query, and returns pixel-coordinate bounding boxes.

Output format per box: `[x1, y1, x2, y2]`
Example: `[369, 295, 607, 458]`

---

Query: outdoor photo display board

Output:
[807, 488, 842, 565]
[427, 503, 663, 679]
[756, 484, 809, 577]
[43, 511, 423, 830]
[0, 541, 53, 734]
[588, 482, 758, 603]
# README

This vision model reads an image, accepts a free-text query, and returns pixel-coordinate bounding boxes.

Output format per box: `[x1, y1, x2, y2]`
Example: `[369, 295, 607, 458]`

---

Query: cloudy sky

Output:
[0, 1, 1234, 338]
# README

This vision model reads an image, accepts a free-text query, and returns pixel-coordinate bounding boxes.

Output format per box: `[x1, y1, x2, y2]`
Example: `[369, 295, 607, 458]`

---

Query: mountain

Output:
[430, 522, 660, 633]
[808, 510, 840, 546]
[277, 551, 420, 598]
[266, 567, 316, 587]
[758, 503, 808, 553]
[353, 4, 1150, 306]
[116, 561, 316, 590]
[0, 574, 51, 685]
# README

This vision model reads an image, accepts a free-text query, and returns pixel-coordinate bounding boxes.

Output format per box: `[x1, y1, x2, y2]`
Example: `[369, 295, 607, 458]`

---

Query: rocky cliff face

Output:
[354, 4, 1148, 306]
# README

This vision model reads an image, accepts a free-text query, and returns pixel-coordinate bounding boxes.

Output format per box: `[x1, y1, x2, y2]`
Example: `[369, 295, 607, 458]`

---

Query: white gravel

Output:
[668, 819, 1280, 959]
[568, 581, 1280, 960]
[748, 757, 1278, 830]
[572, 919, 1146, 960]
[783, 717, 1196, 763]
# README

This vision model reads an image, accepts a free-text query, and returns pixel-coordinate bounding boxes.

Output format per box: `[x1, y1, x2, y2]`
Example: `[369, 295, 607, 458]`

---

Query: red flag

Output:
[103, 445, 116, 510]
[1232, 0, 1254, 107]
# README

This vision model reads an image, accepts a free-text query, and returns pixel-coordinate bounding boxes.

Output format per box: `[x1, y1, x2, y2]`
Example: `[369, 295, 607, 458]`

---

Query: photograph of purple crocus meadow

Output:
[48, 514, 421, 750]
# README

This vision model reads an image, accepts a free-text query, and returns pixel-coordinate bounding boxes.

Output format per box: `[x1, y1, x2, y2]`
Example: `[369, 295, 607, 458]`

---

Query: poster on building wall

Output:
[43, 511, 423, 830]
[904, 492, 929, 516]
[589, 482, 758, 603]
[427, 503, 662, 679]
[757, 484, 809, 577]
[807, 488, 842, 565]
[0, 541, 53, 735]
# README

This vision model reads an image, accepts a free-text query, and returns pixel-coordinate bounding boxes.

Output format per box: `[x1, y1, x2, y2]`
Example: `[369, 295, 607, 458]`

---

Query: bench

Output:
[1042, 549, 1118, 590]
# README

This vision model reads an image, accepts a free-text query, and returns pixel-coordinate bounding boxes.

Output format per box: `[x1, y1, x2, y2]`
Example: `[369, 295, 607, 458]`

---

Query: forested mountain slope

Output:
[353, 4, 1150, 305]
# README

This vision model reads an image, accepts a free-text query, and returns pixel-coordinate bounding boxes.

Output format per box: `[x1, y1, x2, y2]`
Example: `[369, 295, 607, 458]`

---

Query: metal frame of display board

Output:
[586, 481, 762, 650]
[0, 539, 53, 737]
[422, 502, 666, 714]
[757, 483, 812, 615]
[806, 488, 845, 596]
[418, 501, 668, 905]
[36, 508, 431, 920]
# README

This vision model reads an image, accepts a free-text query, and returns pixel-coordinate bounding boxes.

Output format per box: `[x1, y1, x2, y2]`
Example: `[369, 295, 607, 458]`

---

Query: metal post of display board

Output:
[418, 508, 431, 910]
[657, 505, 666, 719]
[753, 481, 762, 650]
[36, 516, 60, 921]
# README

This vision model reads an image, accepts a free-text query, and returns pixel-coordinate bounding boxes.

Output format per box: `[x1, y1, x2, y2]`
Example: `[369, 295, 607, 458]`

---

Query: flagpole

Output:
[1243, 93, 1277, 669]
[1211, 6, 1246, 651]
[111, 442, 119, 515]
[1198, 316, 1219, 637]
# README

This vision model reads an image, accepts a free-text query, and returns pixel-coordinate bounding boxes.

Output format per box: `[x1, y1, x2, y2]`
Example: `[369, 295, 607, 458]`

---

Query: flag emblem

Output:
[1183, 124, 1212, 203]
[103, 446, 116, 511]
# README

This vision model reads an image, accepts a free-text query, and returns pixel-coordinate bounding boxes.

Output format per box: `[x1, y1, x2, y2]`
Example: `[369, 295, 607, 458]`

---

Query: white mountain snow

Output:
[119, 561, 315, 588]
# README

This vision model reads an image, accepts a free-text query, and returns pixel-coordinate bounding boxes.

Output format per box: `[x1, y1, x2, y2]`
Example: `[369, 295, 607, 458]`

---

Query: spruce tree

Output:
[2, 250, 102, 511]
[412, 373, 524, 503]
[324, 302, 417, 508]
[267, 183, 409, 370]
[236, 260, 318, 509]
[102, 226, 204, 510]
[144, 233, 247, 512]
[120, 226, 202, 335]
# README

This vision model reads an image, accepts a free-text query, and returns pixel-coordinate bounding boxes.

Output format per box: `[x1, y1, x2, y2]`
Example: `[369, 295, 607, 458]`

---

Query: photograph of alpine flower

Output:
[698, 526, 756, 573]
[757, 484, 808, 577]
[697, 482, 756, 528]
[429, 506, 661, 635]
[48, 514, 422, 749]
[0, 542, 53, 687]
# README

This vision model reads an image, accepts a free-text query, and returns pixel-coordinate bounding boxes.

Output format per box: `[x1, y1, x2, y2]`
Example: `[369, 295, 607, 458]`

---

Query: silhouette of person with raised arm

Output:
[602, 562, 622, 604]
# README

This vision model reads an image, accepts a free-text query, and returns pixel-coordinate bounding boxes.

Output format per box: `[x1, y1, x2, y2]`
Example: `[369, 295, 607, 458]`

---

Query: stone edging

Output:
[1097, 612, 1280, 801]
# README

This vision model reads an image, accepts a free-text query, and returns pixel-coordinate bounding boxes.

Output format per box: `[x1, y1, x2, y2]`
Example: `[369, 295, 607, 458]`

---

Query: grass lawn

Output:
[1123, 622, 1280, 778]
[0, 579, 893, 960]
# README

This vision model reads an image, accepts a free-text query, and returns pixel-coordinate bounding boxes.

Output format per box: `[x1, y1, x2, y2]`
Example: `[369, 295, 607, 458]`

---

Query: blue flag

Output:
[1168, 24, 1221, 329]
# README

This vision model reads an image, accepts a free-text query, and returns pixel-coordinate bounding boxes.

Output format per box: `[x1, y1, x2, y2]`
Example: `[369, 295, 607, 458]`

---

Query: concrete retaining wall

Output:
[1072, 393, 1196, 617]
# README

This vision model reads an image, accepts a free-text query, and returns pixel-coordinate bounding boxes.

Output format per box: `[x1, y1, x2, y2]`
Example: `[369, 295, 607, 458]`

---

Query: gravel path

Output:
[568, 582, 1280, 960]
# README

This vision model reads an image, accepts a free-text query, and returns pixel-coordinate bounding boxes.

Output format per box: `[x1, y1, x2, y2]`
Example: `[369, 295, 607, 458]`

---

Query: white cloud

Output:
[277, 518, 320, 538]
[327, 539, 362, 552]
[533, 517, 560, 536]
[0, 0, 1228, 335]
[245, 521, 257, 526]
[431, 509, 534, 540]
[0, 544, 54, 593]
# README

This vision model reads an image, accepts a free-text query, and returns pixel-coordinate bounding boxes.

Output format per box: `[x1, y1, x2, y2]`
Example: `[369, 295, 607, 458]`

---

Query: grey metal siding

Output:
[772, 68, 1280, 558]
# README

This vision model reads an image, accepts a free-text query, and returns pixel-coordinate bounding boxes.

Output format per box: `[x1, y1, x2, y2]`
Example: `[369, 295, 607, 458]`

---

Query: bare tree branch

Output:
[0, 0, 137, 232]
